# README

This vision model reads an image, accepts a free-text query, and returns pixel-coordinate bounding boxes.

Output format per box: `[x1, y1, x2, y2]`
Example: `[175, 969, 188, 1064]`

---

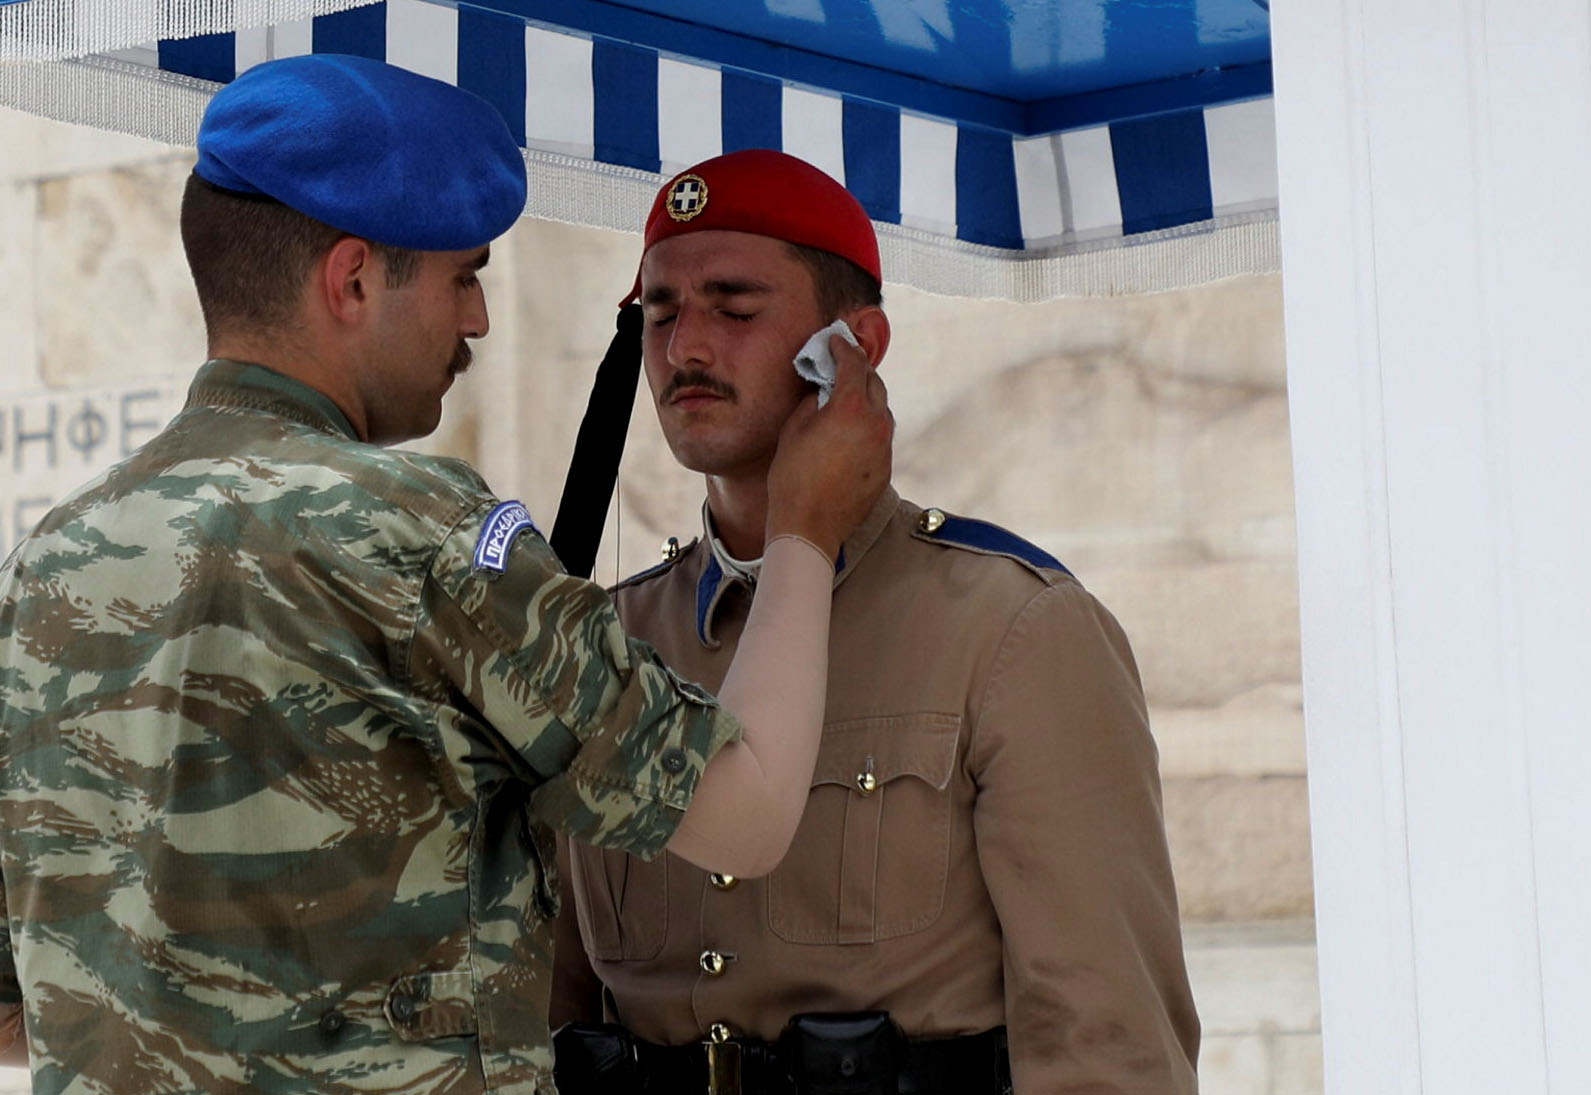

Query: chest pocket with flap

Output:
[767, 713, 961, 945]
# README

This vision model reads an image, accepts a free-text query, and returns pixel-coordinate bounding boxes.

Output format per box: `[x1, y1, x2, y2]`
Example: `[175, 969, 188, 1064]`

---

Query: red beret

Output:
[622, 148, 881, 305]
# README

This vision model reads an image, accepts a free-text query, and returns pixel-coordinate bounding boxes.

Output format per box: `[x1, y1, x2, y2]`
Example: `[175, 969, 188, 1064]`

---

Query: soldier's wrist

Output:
[765, 532, 835, 567]
[763, 521, 839, 564]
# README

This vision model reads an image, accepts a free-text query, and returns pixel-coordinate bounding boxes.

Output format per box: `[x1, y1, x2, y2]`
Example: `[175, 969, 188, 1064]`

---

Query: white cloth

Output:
[792, 319, 858, 408]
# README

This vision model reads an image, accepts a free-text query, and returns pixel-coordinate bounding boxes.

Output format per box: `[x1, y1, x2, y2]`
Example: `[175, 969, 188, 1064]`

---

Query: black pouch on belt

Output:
[778, 1011, 905, 1095]
[552, 1022, 643, 1095]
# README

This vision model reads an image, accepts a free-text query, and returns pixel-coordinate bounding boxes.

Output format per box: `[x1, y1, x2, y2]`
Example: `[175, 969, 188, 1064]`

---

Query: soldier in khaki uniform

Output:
[551, 150, 1199, 1093]
[0, 61, 892, 1094]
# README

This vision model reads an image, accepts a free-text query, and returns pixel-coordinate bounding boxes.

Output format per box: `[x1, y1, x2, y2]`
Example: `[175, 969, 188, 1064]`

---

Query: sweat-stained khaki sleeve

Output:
[970, 579, 1200, 1093]
[411, 501, 742, 861]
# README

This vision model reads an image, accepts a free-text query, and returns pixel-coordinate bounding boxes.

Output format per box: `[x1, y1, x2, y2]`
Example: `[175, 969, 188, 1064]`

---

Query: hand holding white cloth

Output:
[793, 319, 859, 408]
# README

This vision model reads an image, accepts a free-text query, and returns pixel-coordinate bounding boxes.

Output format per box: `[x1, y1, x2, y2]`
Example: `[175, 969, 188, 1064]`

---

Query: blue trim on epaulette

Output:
[612, 551, 685, 592]
[696, 555, 724, 644]
[928, 514, 1073, 576]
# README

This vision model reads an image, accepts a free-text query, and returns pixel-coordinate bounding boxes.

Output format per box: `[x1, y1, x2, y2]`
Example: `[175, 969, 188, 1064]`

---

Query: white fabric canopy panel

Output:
[0, 0, 1280, 300]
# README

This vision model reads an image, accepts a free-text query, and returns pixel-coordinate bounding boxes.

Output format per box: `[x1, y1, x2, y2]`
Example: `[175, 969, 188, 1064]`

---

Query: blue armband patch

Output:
[474, 501, 538, 572]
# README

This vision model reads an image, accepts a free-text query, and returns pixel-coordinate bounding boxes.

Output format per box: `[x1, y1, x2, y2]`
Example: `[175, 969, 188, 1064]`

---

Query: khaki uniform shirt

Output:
[0, 361, 738, 1095]
[555, 489, 1199, 1093]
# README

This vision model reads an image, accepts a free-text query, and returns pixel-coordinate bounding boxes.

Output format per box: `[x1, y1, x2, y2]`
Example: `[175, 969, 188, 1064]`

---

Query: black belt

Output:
[554, 1012, 1011, 1095]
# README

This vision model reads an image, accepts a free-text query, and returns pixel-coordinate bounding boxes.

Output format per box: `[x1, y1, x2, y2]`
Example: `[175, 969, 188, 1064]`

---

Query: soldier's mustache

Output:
[662, 371, 736, 402]
[449, 342, 472, 376]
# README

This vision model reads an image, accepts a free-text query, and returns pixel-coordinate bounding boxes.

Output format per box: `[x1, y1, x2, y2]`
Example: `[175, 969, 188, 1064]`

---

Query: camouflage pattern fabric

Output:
[0, 359, 738, 1095]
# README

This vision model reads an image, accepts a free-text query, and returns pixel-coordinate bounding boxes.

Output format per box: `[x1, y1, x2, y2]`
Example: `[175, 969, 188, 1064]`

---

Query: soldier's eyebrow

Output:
[460, 247, 490, 272]
[640, 277, 773, 308]
[702, 278, 772, 298]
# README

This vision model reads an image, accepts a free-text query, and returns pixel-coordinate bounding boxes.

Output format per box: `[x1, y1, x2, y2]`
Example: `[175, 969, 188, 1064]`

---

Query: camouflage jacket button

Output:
[389, 993, 418, 1025]
[318, 1009, 347, 1035]
[661, 748, 688, 775]
[677, 679, 715, 705]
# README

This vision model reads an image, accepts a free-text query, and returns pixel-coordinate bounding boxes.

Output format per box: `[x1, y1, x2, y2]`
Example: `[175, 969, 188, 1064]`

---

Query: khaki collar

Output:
[692, 486, 899, 648]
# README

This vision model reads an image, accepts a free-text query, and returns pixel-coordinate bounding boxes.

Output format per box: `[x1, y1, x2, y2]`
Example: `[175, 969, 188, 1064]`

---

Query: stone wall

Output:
[0, 103, 1319, 1095]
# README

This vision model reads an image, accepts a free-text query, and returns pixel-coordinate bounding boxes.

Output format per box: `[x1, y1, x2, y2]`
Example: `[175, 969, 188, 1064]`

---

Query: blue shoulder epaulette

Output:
[912, 509, 1073, 577]
[610, 536, 698, 593]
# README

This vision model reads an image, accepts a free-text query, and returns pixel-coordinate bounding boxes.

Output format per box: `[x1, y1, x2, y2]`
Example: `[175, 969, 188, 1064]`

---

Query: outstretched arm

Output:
[665, 338, 892, 877]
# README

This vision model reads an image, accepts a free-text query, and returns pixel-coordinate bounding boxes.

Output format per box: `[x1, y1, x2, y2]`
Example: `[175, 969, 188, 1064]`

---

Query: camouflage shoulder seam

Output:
[381, 448, 493, 500]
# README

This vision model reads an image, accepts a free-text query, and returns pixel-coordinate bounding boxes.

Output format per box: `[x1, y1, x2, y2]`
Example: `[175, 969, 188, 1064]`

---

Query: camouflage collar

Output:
[186, 359, 360, 440]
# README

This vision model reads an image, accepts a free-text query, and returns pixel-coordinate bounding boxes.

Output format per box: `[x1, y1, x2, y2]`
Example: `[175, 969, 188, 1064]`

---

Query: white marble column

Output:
[1274, 1, 1591, 1092]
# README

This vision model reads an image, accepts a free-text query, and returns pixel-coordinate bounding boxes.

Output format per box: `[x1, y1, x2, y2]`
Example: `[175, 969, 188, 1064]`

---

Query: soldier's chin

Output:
[664, 437, 765, 478]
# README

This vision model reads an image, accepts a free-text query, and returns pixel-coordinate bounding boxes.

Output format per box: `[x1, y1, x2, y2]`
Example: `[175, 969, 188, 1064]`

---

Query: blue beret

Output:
[195, 54, 526, 251]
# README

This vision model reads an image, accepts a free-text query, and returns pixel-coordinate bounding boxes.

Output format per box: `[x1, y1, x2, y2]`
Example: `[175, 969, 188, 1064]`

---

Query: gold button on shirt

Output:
[553, 489, 1200, 1093]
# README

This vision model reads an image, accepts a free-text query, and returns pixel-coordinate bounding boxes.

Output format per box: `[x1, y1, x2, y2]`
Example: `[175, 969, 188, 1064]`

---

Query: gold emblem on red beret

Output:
[665, 173, 709, 221]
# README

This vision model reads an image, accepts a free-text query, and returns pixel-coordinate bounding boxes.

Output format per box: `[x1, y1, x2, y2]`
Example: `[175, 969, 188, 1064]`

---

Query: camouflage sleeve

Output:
[0, 570, 17, 1007]
[413, 501, 740, 860]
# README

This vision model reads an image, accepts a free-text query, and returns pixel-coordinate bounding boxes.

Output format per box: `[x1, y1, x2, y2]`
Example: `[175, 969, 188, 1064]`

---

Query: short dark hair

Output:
[785, 241, 882, 319]
[180, 174, 422, 339]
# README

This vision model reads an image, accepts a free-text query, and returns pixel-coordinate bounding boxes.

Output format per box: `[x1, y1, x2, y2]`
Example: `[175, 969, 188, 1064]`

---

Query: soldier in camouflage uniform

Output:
[0, 57, 892, 1094]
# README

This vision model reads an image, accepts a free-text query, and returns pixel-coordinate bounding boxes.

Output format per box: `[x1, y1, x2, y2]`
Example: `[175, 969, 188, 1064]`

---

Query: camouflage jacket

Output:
[0, 359, 738, 1095]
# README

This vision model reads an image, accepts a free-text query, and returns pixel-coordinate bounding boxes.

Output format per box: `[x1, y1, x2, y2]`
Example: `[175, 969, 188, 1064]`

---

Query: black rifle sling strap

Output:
[549, 302, 644, 580]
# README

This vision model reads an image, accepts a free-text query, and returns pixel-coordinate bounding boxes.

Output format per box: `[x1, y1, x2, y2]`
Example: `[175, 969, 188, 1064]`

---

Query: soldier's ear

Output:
[846, 306, 891, 370]
[319, 237, 375, 324]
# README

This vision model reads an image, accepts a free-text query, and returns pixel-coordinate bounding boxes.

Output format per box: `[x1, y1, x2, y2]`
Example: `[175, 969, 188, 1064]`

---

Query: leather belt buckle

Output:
[705, 1036, 742, 1095]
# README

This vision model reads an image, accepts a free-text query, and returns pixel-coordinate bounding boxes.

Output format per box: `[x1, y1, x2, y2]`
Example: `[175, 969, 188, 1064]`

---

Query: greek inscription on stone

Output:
[12, 498, 51, 555]
[11, 402, 58, 471]
[67, 400, 110, 463]
[0, 381, 184, 557]
[121, 391, 164, 454]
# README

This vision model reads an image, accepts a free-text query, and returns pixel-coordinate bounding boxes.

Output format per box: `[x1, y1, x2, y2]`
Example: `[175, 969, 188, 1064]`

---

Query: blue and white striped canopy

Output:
[0, 0, 1279, 299]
